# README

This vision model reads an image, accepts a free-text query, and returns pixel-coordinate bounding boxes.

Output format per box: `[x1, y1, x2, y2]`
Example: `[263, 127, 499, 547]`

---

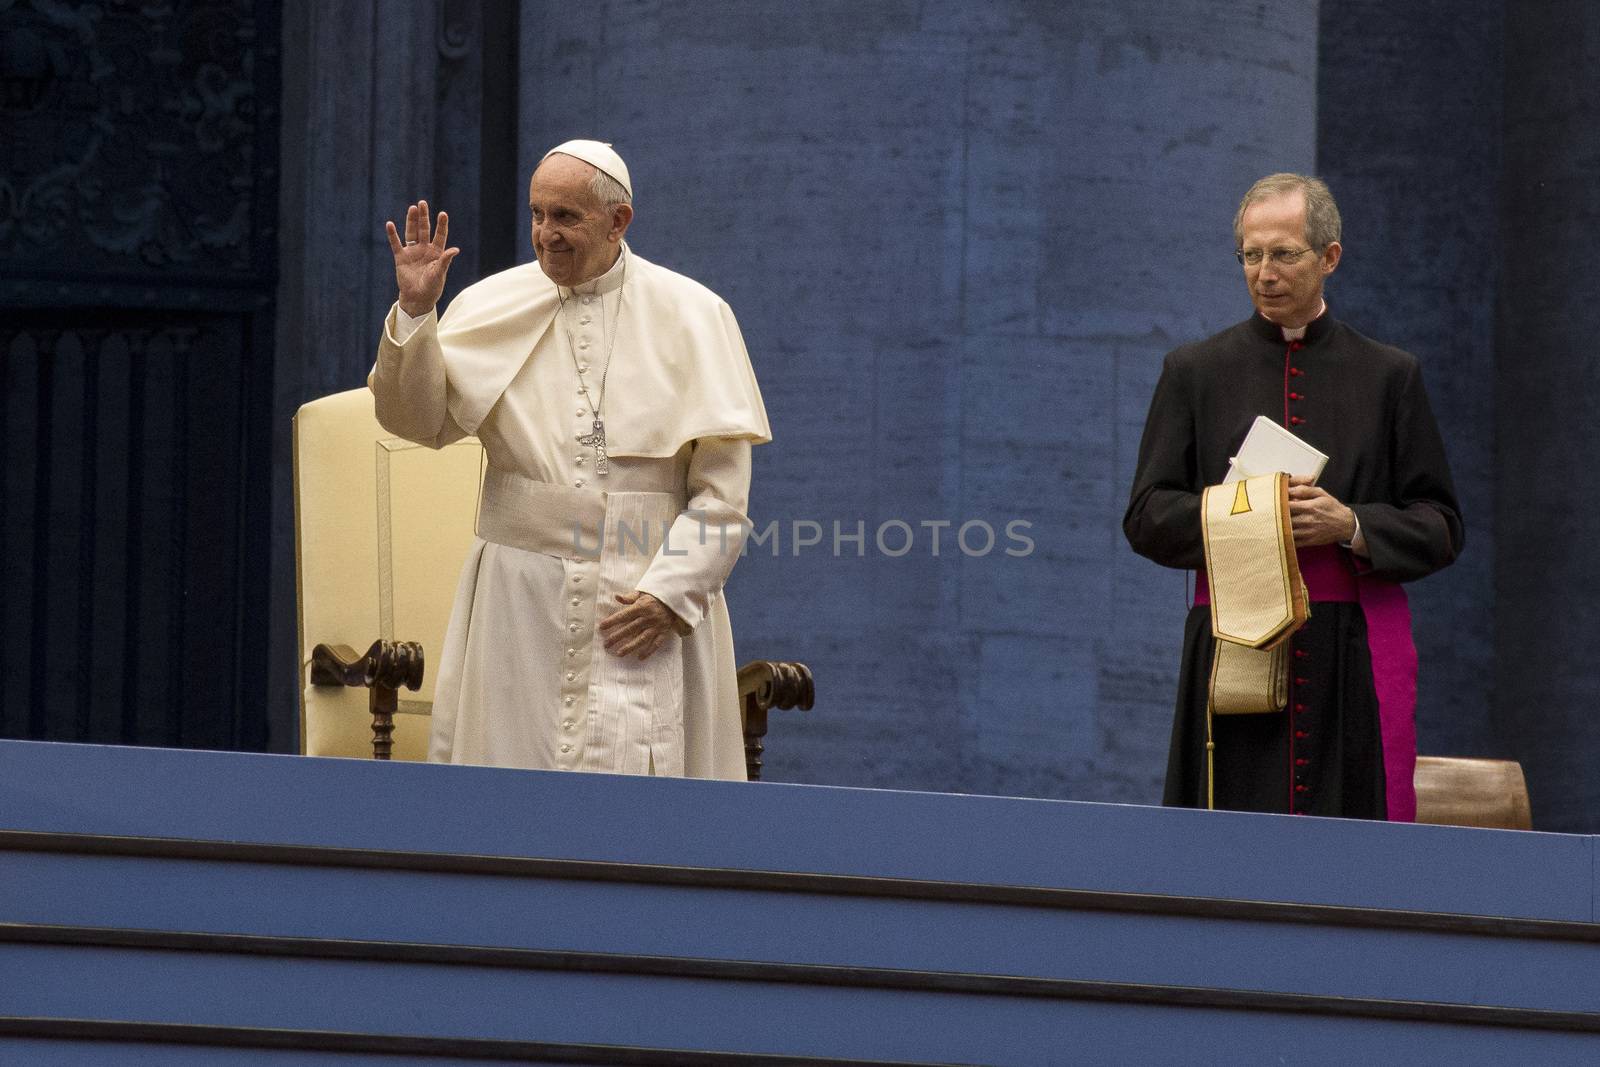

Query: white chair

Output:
[293, 386, 813, 773]
[293, 388, 482, 760]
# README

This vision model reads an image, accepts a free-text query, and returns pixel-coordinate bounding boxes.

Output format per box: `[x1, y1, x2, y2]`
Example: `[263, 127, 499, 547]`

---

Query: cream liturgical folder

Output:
[1202, 472, 1309, 652]
[1200, 470, 1312, 809]
[1201, 471, 1310, 717]
[1225, 415, 1327, 484]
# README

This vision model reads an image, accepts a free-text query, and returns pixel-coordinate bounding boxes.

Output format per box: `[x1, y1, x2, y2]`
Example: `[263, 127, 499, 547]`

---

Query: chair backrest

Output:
[293, 388, 482, 760]
[1413, 756, 1533, 830]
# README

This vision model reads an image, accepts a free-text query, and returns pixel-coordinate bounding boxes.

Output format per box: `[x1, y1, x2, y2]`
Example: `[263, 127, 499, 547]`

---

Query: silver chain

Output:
[555, 248, 627, 422]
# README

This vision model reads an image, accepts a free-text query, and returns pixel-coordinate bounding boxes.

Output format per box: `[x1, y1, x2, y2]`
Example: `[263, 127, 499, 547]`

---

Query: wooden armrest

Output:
[1414, 756, 1532, 830]
[736, 660, 813, 781]
[309, 640, 425, 759]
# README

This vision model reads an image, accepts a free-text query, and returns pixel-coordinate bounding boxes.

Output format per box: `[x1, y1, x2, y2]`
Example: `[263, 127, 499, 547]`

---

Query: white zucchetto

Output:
[541, 139, 633, 197]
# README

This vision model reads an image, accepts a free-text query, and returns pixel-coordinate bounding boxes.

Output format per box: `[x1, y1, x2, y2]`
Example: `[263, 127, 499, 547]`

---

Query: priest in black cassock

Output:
[1123, 173, 1463, 821]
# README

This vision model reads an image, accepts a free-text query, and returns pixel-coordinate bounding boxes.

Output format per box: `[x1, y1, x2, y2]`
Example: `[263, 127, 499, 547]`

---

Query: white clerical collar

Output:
[1271, 299, 1327, 341]
[562, 242, 629, 299]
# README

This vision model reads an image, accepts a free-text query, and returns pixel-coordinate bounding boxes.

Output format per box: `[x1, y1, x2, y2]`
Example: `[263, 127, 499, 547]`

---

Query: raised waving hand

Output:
[385, 200, 461, 317]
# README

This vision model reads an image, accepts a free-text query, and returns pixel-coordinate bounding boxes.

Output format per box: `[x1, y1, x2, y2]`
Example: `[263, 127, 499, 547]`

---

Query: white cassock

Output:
[369, 245, 770, 778]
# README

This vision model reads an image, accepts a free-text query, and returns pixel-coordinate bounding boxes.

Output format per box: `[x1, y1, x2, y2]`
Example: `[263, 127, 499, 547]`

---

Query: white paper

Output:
[1224, 415, 1328, 484]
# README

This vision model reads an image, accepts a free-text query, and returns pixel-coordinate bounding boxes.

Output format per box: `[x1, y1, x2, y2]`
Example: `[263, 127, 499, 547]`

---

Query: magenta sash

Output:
[1195, 545, 1418, 821]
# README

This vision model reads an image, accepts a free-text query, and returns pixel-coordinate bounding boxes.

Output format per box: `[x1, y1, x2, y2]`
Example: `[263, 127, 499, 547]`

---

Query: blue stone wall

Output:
[517, 1, 1320, 800]
[272, 1, 1600, 826]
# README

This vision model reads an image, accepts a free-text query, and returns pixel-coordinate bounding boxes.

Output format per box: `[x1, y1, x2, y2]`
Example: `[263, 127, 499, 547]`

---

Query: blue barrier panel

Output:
[0, 740, 1591, 917]
[1, 740, 1597, 1063]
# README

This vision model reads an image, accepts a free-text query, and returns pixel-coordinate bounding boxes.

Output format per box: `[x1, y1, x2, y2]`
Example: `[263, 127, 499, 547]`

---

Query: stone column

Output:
[1496, 1, 1600, 833]
[1315, 1, 1502, 762]
[273, 0, 520, 750]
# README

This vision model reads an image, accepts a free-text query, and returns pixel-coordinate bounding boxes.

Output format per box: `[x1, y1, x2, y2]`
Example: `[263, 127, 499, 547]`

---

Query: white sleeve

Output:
[391, 302, 432, 344]
[366, 303, 469, 449]
[635, 437, 753, 630]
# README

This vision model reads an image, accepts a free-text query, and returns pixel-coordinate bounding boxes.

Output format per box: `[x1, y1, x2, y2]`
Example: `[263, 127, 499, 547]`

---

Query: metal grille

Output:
[0, 316, 267, 749]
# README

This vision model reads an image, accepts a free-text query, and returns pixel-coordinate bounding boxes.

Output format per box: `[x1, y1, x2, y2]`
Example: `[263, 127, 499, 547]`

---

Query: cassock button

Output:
[578, 362, 589, 373]
[568, 622, 579, 633]
[579, 316, 591, 326]
[581, 296, 593, 305]
[1294, 703, 1307, 713]
[570, 596, 580, 606]
[1290, 367, 1303, 377]
[572, 575, 583, 585]
[1294, 649, 1309, 659]
[565, 671, 575, 682]
[576, 455, 585, 465]
[1289, 392, 1302, 401]
[1295, 758, 1308, 767]
[1295, 676, 1309, 685]
[562, 719, 574, 730]
[574, 479, 584, 488]
[1295, 784, 1309, 793]
[577, 409, 585, 417]
[1290, 416, 1306, 425]
[560, 743, 572, 753]
[1295, 730, 1308, 739]
[578, 338, 591, 350]
[564, 695, 575, 706]
[566, 648, 577, 658]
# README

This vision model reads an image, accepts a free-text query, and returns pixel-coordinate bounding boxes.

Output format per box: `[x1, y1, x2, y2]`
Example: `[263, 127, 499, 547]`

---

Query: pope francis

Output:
[369, 139, 770, 779]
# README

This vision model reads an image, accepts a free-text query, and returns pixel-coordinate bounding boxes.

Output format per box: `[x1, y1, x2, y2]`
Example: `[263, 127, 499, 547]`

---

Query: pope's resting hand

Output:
[599, 591, 682, 661]
[1287, 475, 1357, 547]
[386, 199, 461, 318]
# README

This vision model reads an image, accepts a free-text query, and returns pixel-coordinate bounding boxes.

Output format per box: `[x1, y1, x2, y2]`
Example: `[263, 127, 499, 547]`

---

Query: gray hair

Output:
[1233, 173, 1341, 250]
[588, 167, 632, 208]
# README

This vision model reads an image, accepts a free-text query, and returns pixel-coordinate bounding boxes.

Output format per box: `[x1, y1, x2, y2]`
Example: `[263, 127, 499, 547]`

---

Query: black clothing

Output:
[1124, 312, 1463, 817]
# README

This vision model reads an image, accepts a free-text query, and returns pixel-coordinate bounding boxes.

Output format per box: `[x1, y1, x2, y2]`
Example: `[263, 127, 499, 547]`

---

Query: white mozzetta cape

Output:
[391, 251, 769, 454]
[369, 249, 769, 779]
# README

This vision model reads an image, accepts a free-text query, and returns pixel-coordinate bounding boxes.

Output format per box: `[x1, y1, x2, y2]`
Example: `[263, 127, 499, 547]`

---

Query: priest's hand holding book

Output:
[1288, 476, 1367, 556]
[1226, 417, 1368, 557]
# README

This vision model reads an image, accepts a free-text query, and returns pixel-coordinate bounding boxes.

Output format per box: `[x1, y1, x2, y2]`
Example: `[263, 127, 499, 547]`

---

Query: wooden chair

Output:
[1413, 756, 1533, 830]
[292, 388, 809, 777]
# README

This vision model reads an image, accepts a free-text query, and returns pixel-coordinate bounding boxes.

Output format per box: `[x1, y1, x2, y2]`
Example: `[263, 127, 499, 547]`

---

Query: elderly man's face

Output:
[1238, 189, 1340, 329]
[529, 154, 632, 287]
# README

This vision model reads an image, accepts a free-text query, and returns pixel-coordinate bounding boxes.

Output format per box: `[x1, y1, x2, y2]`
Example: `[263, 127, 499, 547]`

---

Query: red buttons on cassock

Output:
[1294, 703, 1307, 712]
[1295, 784, 1309, 793]
[1295, 730, 1308, 739]
[1289, 367, 1303, 377]
[1294, 649, 1309, 659]
[1295, 758, 1308, 766]
[1290, 415, 1305, 425]
[1295, 676, 1308, 685]
[1288, 341, 1304, 352]
[1289, 392, 1302, 401]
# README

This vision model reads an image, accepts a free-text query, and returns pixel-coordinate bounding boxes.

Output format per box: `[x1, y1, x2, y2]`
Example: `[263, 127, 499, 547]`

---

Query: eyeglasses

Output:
[1235, 247, 1315, 267]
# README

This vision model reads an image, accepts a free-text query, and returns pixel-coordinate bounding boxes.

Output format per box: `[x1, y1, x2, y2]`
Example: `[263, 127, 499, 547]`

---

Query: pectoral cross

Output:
[577, 418, 609, 475]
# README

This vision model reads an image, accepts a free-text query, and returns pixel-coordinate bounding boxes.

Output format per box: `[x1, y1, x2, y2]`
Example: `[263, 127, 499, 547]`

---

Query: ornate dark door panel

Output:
[1, 2, 279, 749]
